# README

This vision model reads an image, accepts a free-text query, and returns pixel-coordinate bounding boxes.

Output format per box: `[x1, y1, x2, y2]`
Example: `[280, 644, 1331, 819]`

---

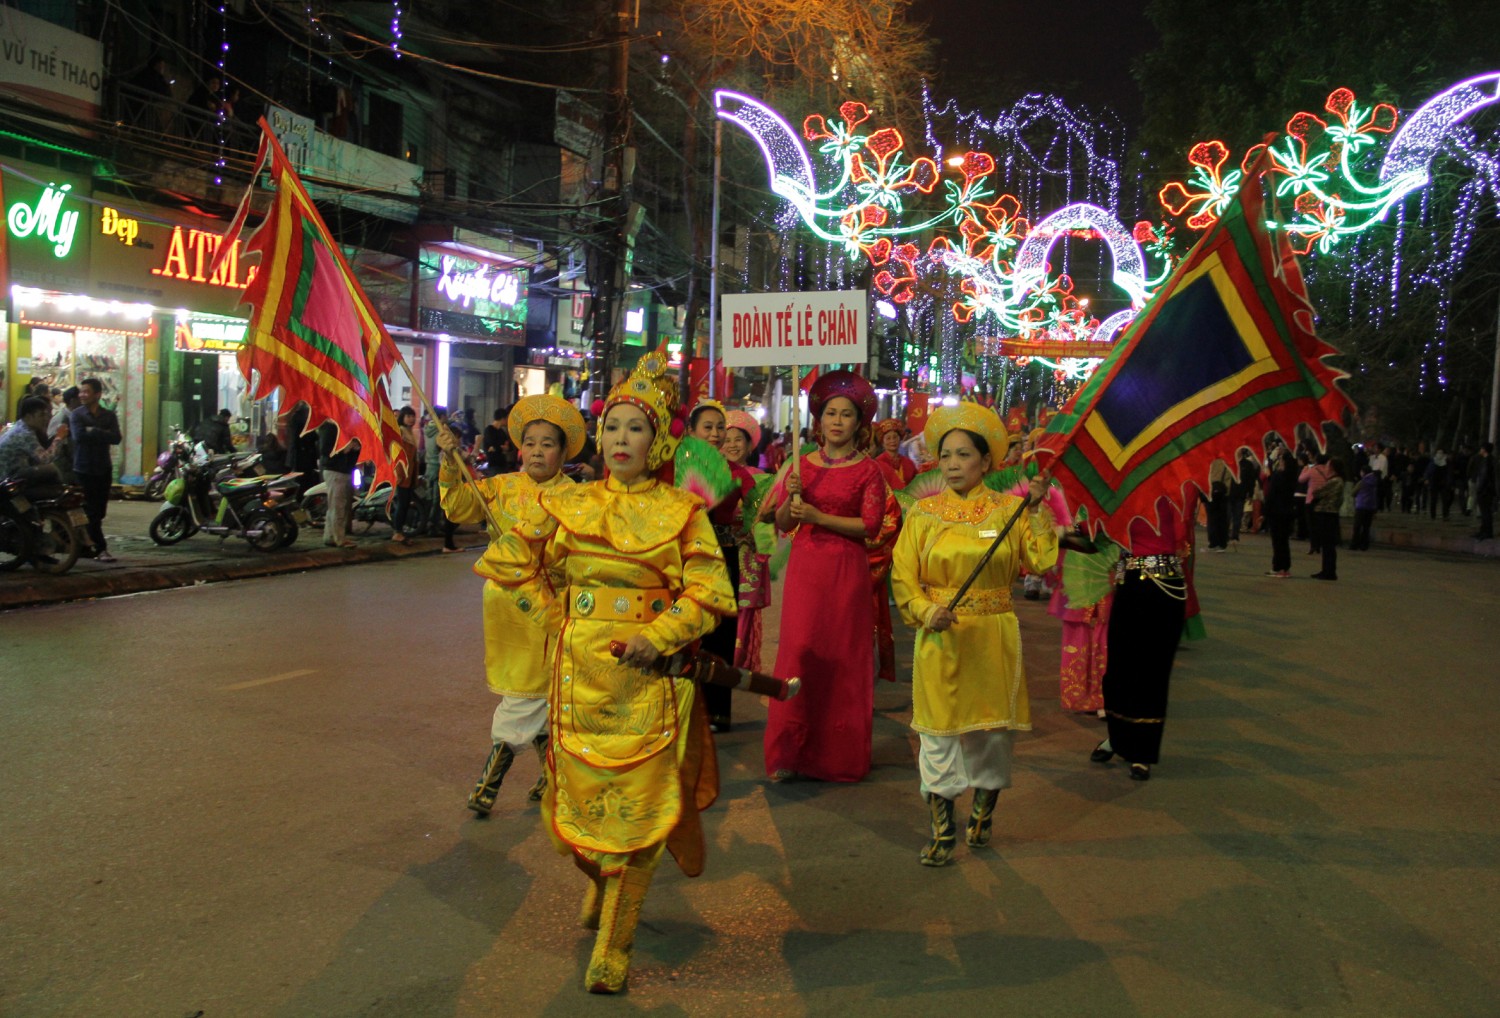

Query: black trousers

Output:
[1350, 508, 1374, 550]
[390, 485, 414, 533]
[1313, 511, 1340, 577]
[1205, 492, 1230, 548]
[79, 472, 111, 553]
[1103, 570, 1186, 766]
[700, 540, 741, 724]
[1269, 512, 1292, 571]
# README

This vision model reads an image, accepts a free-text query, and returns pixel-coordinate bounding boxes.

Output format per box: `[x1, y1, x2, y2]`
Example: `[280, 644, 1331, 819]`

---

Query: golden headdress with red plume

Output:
[598, 344, 684, 471]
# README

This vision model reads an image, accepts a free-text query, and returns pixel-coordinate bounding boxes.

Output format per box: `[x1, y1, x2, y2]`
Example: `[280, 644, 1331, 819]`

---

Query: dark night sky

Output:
[912, 0, 1158, 125]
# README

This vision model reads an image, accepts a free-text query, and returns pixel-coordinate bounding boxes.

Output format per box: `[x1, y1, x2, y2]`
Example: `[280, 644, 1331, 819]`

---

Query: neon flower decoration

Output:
[1159, 75, 1500, 255]
[715, 90, 1171, 362]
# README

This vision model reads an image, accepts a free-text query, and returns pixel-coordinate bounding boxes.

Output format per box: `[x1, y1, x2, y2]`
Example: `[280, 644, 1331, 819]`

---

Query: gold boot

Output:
[966, 787, 1000, 847]
[527, 733, 548, 802]
[579, 872, 605, 930]
[919, 792, 957, 867]
[466, 743, 514, 817]
[585, 863, 655, 994]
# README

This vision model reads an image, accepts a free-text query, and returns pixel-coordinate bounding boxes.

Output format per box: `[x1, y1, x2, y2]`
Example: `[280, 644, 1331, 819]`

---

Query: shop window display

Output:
[28, 328, 143, 482]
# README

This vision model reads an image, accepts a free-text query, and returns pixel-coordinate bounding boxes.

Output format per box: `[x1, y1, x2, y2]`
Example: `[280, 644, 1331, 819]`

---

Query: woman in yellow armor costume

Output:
[473, 349, 735, 994]
[439, 394, 587, 817]
[891, 402, 1056, 866]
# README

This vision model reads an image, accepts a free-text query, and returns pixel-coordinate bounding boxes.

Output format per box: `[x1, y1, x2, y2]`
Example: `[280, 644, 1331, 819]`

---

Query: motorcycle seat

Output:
[216, 476, 266, 494]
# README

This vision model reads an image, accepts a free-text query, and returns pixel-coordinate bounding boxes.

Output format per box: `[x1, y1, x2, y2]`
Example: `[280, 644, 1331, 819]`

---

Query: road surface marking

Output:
[222, 669, 317, 691]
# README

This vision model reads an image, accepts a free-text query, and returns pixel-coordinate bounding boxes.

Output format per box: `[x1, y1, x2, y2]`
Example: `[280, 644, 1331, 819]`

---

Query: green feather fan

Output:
[673, 435, 735, 509]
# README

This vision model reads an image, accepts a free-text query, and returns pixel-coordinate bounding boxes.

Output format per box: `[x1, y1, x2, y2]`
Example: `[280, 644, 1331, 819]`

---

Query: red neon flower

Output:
[1189, 140, 1230, 174]
[838, 101, 871, 128]
[1324, 88, 1398, 134]
[803, 115, 832, 142]
[959, 151, 995, 187]
[1159, 139, 1241, 230]
[1132, 220, 1157, 244]
[865, 128, 903, 162]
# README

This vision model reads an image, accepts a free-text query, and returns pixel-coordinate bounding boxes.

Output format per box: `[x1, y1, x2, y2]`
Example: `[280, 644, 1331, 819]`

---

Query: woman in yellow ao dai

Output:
[439, 394, 587, 818]
[890, 402, 1056, 867]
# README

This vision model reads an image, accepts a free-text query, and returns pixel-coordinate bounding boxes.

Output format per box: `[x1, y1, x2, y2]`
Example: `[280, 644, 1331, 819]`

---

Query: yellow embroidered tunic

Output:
[441, 468, 573, 697]
[891, 488, 1058, 736]
[490, 475, 735, 871]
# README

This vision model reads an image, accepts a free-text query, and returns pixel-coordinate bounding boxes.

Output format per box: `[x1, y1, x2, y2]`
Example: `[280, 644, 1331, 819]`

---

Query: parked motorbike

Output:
[301, 470, 430, 537]
[0, 476, 89, 574]
[142, 432, 194, 501]
[148, 451, 307, 551]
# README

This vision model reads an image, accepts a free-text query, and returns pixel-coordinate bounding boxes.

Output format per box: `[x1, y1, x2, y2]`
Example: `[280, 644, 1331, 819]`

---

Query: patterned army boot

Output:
[966, 787, 1000, 847]
[527, 733, 549, 802]
[919, 792, 958, 867]
[579, 871, 606, 930]
[585, 862, 655, 994]
[466, 742, 514, 817]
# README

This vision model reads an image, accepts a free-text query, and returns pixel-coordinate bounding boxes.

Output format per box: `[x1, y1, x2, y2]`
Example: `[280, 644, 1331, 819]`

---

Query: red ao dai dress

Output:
[763, 456, 888, 782]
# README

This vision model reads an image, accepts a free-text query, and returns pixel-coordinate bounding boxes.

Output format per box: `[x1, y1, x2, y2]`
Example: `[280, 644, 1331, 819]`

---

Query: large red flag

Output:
[1033, 144, 1352, 549]
[217, 122, 411, 487]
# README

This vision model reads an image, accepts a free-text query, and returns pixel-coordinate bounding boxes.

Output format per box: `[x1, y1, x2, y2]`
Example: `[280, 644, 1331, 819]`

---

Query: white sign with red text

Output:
[720, 290, 867, 367]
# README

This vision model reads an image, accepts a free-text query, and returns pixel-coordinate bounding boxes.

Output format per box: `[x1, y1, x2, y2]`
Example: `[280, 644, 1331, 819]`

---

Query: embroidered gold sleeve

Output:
[488, 494, 563, 628]
[639, 508, 736, 654]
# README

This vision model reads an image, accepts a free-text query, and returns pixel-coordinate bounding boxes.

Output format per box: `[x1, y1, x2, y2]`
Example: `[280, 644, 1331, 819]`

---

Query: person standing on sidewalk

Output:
[317, 421, 358, 549]
[423, 408, 460, 551]
[1350, 465, 1379, 550]
[1299, 454, 1332, 556]
[70, 378, 121, 562]
[1309, 459, 1346, 579]
[47, 387, 79, 485]
[1474, 443, 1495, 540]
[1205, 458, 1231, 551]
[387, 407, 419, 544]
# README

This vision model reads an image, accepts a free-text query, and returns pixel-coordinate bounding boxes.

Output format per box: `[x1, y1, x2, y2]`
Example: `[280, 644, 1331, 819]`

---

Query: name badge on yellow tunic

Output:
[978, 529, 998, 538]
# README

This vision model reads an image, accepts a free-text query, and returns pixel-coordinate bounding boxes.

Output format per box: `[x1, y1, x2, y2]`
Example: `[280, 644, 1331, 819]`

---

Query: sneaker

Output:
[95, 551, 117, 563]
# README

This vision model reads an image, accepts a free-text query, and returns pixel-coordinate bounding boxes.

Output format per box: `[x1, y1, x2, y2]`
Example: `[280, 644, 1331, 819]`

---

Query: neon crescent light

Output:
[1380, 71, 1500, 184]
[715, 91, 818, 211]
[1014, 203, 1150, 308]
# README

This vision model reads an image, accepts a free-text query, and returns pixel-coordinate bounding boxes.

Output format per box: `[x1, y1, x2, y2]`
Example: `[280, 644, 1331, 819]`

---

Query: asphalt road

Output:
[2, 540, 1498, 1017]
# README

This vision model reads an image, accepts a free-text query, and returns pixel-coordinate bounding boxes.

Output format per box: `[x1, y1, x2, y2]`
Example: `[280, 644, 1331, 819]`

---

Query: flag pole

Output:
[945, 497, 1030, 612]
[791, 365, 802, 500]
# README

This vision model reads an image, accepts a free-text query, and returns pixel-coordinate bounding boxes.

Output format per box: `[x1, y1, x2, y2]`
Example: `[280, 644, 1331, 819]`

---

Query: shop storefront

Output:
[415, 239, 530, 416]
[88, 190, 258, 463]
[3, 161, 162, 482]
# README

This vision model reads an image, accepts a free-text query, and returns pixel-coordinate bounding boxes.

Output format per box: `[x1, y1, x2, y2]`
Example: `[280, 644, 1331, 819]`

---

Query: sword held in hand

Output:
[609, 642, 802, 701]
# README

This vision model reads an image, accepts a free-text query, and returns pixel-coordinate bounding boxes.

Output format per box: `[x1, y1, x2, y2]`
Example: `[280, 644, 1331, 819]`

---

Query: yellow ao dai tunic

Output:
[488, 475, 735, 873]
[891, 487, 1057, 736]
[442, 468, 573, 697]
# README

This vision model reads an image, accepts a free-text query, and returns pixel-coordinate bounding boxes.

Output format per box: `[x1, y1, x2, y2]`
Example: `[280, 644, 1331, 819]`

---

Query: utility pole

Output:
[1490, 287, 1500, 444]
[586, 0, 633, 403]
